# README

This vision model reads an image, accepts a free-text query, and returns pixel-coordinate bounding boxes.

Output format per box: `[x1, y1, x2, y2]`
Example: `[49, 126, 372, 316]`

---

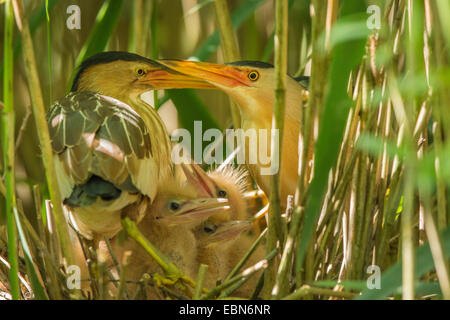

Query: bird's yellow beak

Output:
[163, 197, 230, 224]
[157, 60, 251, 88]
[203, 220, 252, 247]
[139, 67, 216, 89]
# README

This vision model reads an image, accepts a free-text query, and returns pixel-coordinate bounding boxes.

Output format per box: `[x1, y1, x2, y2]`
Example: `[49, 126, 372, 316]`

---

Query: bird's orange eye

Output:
[136, 68, 146, 77]
[248, 70, 259, 81]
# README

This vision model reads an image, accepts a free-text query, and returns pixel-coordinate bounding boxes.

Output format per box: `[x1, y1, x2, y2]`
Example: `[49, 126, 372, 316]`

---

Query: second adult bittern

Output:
[158, 59, 309, 205]
[47, 51, 213, 239]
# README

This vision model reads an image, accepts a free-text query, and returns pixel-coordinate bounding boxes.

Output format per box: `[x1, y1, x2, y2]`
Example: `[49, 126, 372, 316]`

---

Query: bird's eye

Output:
[218, 189, 227, 198]
[169, 201, 180, 211]
[248, 70, 259, 81]
[136, 68, 146, 77]
[203, 223, 217, 234]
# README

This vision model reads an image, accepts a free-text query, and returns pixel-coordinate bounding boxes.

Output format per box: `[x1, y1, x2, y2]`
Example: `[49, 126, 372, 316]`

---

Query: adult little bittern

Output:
[158, 59, 309, 206]
[47, 51, 213, 240]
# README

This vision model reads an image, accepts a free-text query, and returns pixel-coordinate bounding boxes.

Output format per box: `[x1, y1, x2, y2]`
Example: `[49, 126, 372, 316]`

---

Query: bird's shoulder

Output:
[47, 91, 152, 159]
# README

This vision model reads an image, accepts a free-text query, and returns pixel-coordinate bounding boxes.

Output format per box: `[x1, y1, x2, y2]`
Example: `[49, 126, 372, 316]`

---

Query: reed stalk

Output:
[0, 174, 5, 197]
[296, 0, 329, 204]
[12, 0, 75, 267]
[262, 0, 288, 299]
[419, 187, 450, 299]
[282, 285, 356, 300]
[128, 0, 144, 54]
[2, 0, 20, 300]
[45, 0, 52, 103]
[193, 264, 208, 300]
[399, 0, 426, 299]
[273, 206, 303, 298]
[293, 0, 330, 289]
[213, 0, 241, 129]
[151, 0, 159, 107]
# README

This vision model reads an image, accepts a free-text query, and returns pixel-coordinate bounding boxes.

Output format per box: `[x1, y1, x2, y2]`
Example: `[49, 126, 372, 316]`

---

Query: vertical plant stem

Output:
[151, 0, 159, 107]
[401, 0, 426, 299]
[432, 122, 447, 231]
[262, 0, 288, 299]
[293, 0, 329, 289]
[282, 285, 356, 300]
[419, 188, 450, 299]
[0, 175, 5, 197]
[213, 0, 241, 129]
[390, 73, 415, 299]
[115, 250, 131, 300]
[12, 0, 75, 267]
[213, 0, 240, 61]
[193, 264, 208, 300]
[2, 0, 20, 300]
[45, 0, 52, 103]
[128, 0, 143, 54]
[296, 0, 329, 205]
[273, 206, 303, 298]
[32, 185, 45, 243]
[435, 0, 450, 61]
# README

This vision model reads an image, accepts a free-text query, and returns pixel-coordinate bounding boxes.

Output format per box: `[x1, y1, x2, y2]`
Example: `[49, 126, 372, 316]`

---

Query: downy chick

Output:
[110, 175, 229, 299]
[182, 163, 266, 296]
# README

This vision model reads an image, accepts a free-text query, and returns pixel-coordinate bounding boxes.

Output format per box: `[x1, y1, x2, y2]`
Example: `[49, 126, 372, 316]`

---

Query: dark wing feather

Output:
[293, 76, 310, 90]
[47, 91, 156, 199]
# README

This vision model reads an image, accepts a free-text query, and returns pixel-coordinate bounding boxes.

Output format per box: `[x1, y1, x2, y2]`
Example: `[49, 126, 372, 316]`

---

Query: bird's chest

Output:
[240, 118, 272, 156]
[240, 116, 300, 201]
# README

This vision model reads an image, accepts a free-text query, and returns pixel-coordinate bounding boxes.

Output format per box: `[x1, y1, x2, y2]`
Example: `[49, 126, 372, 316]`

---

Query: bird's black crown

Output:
[227, 60, 274, 69]
[71, 51, 156, 92]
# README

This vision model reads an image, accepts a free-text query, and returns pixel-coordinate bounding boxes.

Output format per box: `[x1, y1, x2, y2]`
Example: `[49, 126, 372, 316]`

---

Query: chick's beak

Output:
[181, 163, 217, 198]
[139, 67, 216, 89]
[163, 197, 230, 225]
[203, 220, 252, 247]
[158, 60, 250, 88]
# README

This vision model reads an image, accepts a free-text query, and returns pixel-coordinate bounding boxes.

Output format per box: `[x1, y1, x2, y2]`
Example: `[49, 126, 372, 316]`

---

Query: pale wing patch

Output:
[92, 137, 125, 162]
[54, 154, 74, 200]
[130, 155, 158, 200]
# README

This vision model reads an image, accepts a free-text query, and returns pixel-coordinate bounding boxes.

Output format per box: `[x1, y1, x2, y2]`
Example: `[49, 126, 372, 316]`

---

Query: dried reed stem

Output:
[2, 0, 20, 300]
[282, 285, 356, 300]
[263, 0, 288, 299]
[214, 0, 241, 129]
[12, 0, 75, 267]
